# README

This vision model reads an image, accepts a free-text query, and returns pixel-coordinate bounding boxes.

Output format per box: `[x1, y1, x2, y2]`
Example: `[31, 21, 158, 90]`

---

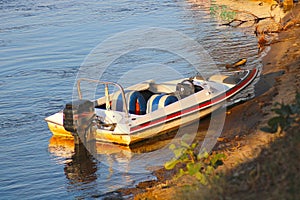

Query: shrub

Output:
[164, 140, 225, 185]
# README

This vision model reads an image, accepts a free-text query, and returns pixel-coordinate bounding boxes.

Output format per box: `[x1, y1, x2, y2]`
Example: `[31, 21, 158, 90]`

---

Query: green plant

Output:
[210, 2, 236, 21]
[164, 140, 226, 185]
[261, 92, 300, 133]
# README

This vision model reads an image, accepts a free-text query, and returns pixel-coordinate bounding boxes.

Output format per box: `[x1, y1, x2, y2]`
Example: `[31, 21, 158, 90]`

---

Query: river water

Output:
[0, 0, 262, 199]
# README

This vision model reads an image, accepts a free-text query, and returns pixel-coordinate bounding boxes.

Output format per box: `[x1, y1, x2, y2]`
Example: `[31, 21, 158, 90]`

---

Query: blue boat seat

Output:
[111, 90, 146, 115]
[146, 94, 178, 113]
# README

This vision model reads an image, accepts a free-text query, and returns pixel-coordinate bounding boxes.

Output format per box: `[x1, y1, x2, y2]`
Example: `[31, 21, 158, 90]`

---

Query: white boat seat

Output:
[147, 94, 178, 113]
[111, 90, 147, 115]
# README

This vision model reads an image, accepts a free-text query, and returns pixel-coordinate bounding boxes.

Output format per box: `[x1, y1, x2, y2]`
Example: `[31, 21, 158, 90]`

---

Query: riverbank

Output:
[117, 2, 300, 200]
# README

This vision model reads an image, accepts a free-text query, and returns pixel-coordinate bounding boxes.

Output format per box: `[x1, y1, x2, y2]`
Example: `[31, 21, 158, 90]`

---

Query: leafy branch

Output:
[164, 141, 225, 185]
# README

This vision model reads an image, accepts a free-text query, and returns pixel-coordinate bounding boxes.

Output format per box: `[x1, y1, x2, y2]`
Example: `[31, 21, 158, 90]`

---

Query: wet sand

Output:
[117, 3, 300, 199]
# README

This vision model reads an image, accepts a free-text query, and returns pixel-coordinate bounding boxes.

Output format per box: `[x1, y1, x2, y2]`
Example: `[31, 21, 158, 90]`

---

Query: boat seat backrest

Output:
[146, 94, 178, 113]
[111, 90, 147, 115]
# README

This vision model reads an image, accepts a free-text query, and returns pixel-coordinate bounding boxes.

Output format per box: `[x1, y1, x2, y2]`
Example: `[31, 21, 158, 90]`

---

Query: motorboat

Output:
[45, 68, 258, 146]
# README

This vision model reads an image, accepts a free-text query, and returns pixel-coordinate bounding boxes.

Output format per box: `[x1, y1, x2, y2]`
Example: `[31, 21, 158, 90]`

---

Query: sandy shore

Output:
[115, 2, 300, 200]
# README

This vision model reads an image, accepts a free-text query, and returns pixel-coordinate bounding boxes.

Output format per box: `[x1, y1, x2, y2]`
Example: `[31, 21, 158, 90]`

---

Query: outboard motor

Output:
[63, 100, 95, 133]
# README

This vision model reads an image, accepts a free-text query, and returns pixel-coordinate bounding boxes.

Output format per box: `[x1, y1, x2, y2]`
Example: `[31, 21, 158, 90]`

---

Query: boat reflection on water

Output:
[48, 128, 179, 187]
[64, 142, 98, 185]
[49, 136, 98, 184]
[48, 128, 178, 168]
[94, 130, 179, 171]
[48, 136, 75, 159]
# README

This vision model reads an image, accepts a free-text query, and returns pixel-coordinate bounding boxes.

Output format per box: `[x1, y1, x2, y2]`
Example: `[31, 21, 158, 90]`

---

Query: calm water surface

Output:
[0, 0, 261, 199]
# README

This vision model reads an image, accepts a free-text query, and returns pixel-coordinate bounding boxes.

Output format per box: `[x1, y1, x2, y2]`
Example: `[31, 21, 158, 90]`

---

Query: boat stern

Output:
[45, 112, 73, 138]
